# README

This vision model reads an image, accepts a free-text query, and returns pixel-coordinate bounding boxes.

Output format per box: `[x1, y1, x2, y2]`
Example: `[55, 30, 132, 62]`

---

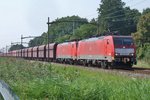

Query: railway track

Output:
[132, 67, 150, 74]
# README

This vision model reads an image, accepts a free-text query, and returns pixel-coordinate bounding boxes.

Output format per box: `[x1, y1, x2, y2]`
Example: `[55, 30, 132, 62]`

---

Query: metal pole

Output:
[6, 45, 7, 56]
[3, 48, 4, 56]
[47, 17, 50, 61]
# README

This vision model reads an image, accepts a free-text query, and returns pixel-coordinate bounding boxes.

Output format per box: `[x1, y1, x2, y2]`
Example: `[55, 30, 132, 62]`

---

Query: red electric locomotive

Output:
[56, 41, 77, 64]
[77, 35, 136, 68]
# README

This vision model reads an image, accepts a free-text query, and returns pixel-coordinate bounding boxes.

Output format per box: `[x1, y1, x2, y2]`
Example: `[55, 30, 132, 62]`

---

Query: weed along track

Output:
[50, 62, 150, 78]
[1, 57, 150, 78]
[20, 59, 150, 78]
[28, 59, 150, 77]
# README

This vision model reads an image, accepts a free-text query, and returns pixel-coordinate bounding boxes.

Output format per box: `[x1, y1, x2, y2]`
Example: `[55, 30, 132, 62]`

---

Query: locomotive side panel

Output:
[56, 41, 77, 62]
[77, 37, 112, 60]
[102, 36, 115, 62]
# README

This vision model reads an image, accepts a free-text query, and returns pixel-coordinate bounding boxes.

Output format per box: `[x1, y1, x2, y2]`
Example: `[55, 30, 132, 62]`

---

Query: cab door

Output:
[104, 39, 112, 57]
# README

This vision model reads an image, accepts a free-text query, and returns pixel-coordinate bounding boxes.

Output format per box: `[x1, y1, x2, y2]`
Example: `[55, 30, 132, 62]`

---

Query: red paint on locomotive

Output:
[56, 41, 77, 60]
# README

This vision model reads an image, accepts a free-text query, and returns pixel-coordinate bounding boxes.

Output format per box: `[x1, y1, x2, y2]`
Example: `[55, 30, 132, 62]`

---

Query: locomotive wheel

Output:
[126, 62, 133, 69]
[69, 60, 74, 65]
[87, 61, 92, 67]
[83, 61, 88, 67]
[101, 61, 108, 69]
[108, 62, 113, 69]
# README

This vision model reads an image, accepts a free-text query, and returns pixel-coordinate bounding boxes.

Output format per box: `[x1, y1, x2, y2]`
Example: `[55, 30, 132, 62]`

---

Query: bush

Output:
[136, 43, 150, 64]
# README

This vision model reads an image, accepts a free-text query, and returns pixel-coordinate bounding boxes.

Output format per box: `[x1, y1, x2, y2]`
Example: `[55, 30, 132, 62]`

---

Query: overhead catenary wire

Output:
[111, 24, 136, 31]
[102, 10, 140, 20]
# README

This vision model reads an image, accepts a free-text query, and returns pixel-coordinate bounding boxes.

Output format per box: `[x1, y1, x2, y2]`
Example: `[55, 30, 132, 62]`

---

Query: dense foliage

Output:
[70, 24, 97, 40]
[0, 58, 150, 99]
[132, 13, 150, 64]
[97, 0, 141, 35]
[9, 44, 24, 51]
[98, 0, 126, 34]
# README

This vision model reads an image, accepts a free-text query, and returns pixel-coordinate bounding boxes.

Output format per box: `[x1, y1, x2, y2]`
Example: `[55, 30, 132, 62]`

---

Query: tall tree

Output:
[143, 8, 150, 15]
[70, 24, 97, 40]
[98, 0, 126, 34]
[132, 13, 150, 60]
[132, 13, 150, 44]
[124, 7, 141, 35]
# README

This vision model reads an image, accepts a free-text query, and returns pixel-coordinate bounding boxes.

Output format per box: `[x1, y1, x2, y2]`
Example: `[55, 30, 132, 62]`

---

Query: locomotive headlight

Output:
[115, 53, 120, 56]
[130, 53, 134, 56]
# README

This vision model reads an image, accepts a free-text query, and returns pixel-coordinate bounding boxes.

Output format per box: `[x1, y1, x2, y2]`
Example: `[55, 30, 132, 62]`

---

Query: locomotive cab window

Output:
[113, 37, 133, 46]
[123, 38, 134, 45]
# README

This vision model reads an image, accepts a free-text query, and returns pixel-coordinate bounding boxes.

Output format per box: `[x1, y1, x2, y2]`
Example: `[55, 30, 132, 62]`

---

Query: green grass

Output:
[134, 60, 150, 68]
[0, 57, 150, 100]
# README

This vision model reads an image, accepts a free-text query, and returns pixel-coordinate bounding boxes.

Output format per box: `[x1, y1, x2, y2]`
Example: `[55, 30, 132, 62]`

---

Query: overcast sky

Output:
[0, 0, 150, 49]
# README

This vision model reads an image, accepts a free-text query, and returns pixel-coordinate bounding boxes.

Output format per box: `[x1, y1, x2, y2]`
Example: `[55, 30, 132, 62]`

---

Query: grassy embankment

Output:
[134, 60, 150, 68]
[0, 57, 150, 100]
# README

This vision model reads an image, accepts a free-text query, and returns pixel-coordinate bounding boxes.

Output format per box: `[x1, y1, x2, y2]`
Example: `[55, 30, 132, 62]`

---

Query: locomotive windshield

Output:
[113, 37, 134, 46]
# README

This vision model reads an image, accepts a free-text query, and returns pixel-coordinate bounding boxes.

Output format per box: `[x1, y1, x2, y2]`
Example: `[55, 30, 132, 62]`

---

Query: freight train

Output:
[0, 35, 137, 69]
